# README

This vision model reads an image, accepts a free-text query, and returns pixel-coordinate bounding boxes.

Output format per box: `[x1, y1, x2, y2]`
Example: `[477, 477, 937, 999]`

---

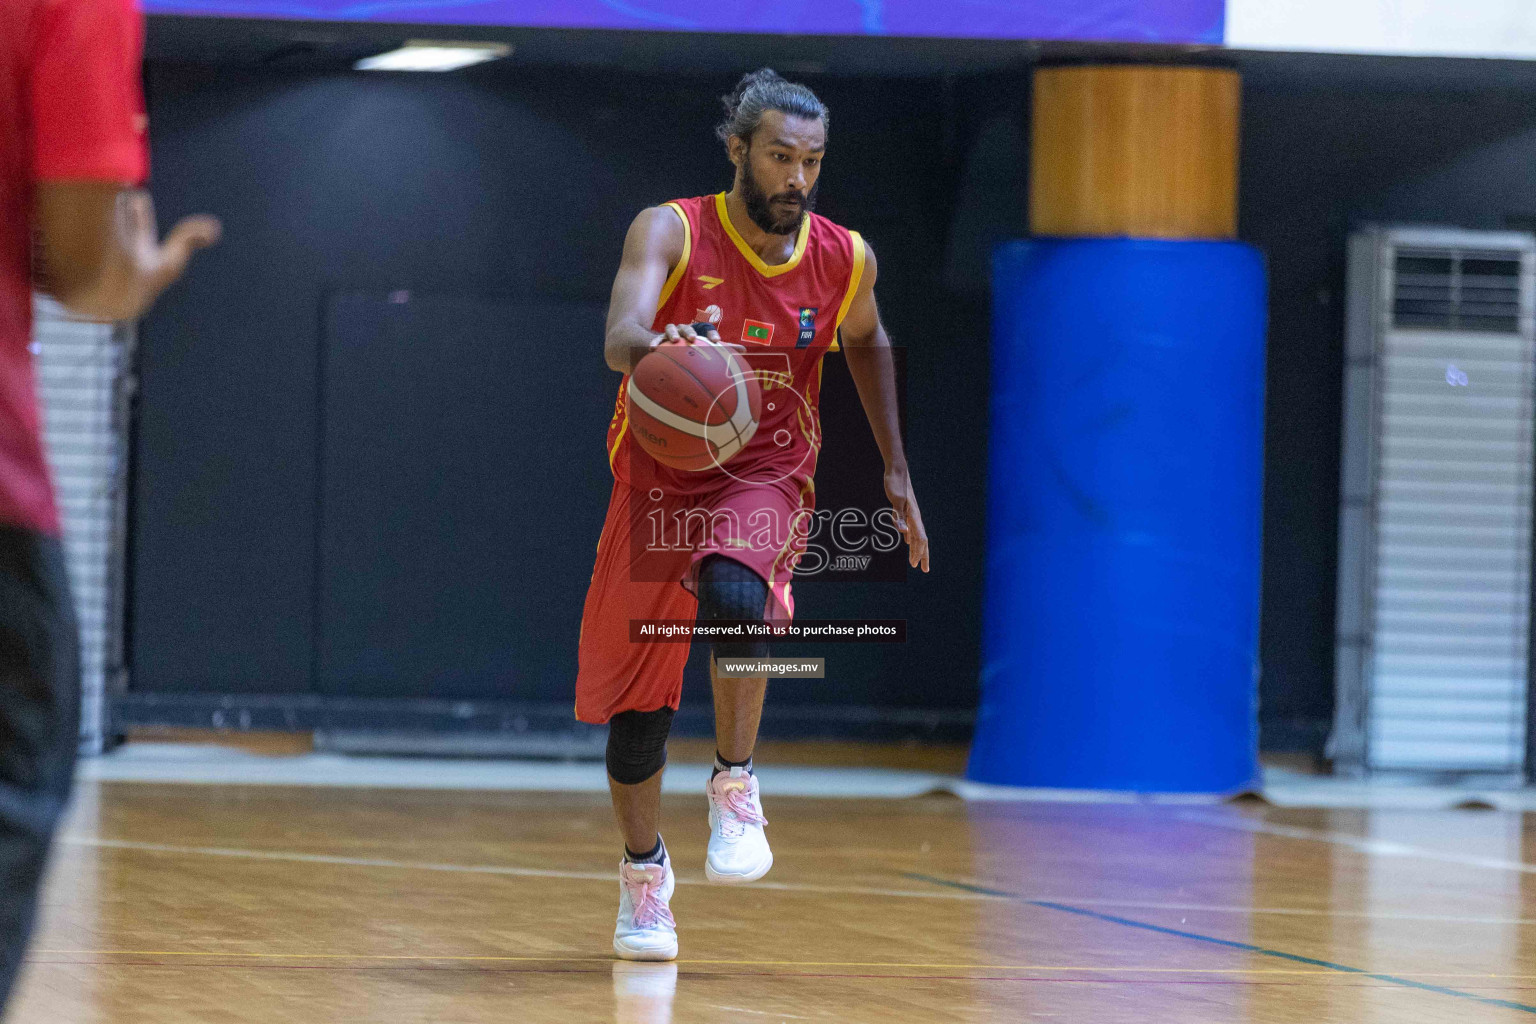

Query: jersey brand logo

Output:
[741, 319, 775, 345]
[697, 275, 725, 290]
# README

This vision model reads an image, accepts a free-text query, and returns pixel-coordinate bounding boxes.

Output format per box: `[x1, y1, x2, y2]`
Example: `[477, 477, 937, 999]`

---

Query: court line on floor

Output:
[55, 834, 1536, 925]
[906, 873, 1536, 1015]
[712, 1006, 811, 1019]
[17, 952, 1347, 977]
[29, 948, 1536, 980]
[34, 958, 1526, 987]
[984, 901, 1536, 926]
[5, 949, 1374, 974]
[1177, 811, 1536, 874]
[55, 836, 998, 901]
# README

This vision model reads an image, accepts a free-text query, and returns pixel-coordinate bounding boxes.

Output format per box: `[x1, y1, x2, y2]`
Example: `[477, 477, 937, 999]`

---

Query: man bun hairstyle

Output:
[716, 68, 828, 147]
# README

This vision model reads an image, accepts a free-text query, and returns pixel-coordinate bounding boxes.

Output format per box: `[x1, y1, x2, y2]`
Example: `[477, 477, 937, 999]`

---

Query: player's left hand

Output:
[884, 465, 929, 573]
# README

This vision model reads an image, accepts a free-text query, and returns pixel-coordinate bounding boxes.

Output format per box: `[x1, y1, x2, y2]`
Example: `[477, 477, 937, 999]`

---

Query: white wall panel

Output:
[32, 296, 128, 755]
[1228, 0, 1536, 59]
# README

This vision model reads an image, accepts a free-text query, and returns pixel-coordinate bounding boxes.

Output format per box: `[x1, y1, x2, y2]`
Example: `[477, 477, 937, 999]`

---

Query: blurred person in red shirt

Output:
[0, 0, 218, 1003]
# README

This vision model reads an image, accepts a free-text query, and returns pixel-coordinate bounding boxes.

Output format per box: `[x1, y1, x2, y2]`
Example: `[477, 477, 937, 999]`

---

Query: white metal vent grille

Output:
[1335, 227, 1536, 775]
[32, 296, 128, 755]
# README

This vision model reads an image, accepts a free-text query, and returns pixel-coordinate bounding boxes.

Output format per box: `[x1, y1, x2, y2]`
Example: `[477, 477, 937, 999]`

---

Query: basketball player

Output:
[1, 0, 219, 1006]
[578, 68, 929, 960]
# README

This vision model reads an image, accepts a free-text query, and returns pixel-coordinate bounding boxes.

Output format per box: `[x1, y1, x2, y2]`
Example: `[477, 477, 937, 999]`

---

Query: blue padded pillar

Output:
[968, 238, 1266, 792]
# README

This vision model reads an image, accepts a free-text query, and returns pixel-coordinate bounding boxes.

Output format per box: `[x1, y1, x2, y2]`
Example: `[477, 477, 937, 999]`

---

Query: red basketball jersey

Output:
[606, 193, 866, 495]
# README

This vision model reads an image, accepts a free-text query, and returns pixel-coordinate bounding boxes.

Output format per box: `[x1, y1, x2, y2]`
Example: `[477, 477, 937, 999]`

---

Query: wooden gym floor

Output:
[9, 775, 1536, 1023]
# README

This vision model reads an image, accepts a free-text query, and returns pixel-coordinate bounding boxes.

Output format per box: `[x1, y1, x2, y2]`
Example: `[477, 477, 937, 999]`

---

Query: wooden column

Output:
[1030, 65, 1240, 240]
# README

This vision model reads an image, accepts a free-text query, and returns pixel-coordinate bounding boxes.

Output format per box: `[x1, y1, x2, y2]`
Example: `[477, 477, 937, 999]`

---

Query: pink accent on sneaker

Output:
[710, 772, 767, 832]
[620, 862, 676, 931]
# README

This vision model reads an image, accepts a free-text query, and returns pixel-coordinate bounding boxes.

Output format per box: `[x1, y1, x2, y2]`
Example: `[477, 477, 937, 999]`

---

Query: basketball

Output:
[626, 336, 762, 471]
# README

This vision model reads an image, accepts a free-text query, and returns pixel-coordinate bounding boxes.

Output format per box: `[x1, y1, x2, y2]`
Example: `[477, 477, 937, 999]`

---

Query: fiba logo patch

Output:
[796, 306, 818, 348]
[694, 304, 724, 326]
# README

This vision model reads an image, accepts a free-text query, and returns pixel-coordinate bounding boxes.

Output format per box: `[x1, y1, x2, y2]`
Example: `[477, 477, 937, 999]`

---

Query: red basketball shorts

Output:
[575, 474, 812, 724]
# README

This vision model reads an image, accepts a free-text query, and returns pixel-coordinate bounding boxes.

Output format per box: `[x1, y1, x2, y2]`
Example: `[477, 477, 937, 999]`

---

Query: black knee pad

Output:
[606, 707, 675, 785]
[696, 554, 771, 660]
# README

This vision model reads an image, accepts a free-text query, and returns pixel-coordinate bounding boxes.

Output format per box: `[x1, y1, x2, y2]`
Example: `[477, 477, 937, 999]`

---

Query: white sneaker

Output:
[705, 767, 773, 883]
[613, 856, 678, 961]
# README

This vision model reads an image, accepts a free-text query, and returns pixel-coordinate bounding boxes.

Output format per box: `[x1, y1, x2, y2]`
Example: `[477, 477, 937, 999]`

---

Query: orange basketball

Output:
[625, 339, 761, 471]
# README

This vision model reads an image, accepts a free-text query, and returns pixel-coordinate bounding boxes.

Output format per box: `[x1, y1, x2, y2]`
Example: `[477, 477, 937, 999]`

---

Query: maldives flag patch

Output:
[741, 319, 775, 345]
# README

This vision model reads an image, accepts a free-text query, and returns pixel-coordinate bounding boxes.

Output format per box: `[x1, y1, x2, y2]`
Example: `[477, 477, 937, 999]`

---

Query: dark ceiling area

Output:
[144, 15, 1055, 76]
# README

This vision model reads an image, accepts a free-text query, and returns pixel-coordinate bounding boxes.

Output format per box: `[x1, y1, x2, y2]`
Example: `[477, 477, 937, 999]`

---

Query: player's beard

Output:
[740, 155, 818, 236]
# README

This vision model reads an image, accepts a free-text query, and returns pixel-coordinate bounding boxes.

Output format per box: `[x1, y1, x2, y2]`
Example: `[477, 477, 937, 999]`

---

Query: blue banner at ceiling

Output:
[144, 0, 1225, 45]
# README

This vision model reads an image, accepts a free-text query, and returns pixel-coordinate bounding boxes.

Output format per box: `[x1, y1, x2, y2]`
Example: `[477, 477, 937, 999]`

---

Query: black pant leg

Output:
[0, 528, 79, 1006]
